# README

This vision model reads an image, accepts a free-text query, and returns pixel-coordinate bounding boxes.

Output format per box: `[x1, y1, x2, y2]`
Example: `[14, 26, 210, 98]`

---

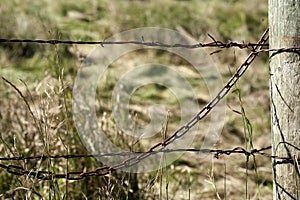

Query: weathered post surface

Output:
[269, 0, 300, 199]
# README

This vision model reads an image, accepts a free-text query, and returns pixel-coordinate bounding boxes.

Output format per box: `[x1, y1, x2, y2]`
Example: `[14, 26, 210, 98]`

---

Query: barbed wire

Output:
[1, 29, 299, 181]
[0, 146, 281, 161]
[0, 28, 268, 179]
[1, 36, 298, 56]
[0, 146, 298, 181]
[0, 37, 268, 49]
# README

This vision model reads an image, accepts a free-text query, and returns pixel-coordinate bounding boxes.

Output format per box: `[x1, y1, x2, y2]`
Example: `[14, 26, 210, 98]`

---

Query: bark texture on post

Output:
[269, 0, 300, 199]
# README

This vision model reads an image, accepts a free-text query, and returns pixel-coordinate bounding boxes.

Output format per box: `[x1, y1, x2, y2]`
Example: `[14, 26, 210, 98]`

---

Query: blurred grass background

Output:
[0, 0, 271, 199]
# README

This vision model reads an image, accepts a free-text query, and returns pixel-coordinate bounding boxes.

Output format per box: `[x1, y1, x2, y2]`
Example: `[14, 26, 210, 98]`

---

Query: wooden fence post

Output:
[269, 0, 300, 199]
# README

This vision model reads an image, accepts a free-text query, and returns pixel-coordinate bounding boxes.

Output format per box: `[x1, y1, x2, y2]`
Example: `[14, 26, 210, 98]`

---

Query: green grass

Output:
[0, 0, 273, 199]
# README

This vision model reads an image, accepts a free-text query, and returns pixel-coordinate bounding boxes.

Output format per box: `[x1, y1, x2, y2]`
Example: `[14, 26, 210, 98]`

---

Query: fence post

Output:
[269, 0, 300, 199]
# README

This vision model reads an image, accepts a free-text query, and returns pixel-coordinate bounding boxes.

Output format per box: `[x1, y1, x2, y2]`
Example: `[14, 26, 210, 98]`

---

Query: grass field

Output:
[0, 0, 273, 199]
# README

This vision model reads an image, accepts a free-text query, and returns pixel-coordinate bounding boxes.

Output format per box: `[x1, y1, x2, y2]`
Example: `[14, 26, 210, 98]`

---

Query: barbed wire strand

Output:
[0, 146, 273, 161]
[0, 37, 268, 49]
[0, 146, 298, 180]
[1, 37, 298, 55]
[1, 146, 298, 162]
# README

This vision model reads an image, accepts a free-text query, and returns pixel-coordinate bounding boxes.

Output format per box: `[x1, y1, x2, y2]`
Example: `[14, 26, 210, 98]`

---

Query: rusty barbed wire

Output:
[1, 36, 298, 56]
[0, 146, 298, 180]
[0, 146, 272, 162]
[0, 28, 268, 179]
[0, 37, 268, 49]
[1, 29, 299, 181]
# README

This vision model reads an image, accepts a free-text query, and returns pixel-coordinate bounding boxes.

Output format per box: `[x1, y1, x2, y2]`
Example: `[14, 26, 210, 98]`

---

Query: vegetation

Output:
[0, 0, 271, 199]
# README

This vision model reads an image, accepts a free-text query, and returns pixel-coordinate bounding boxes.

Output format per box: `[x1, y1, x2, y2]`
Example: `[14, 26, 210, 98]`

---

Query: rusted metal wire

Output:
[0, 37, 268, 49]
[1, 34, 298, 55]
[0, 146, 298, 180]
